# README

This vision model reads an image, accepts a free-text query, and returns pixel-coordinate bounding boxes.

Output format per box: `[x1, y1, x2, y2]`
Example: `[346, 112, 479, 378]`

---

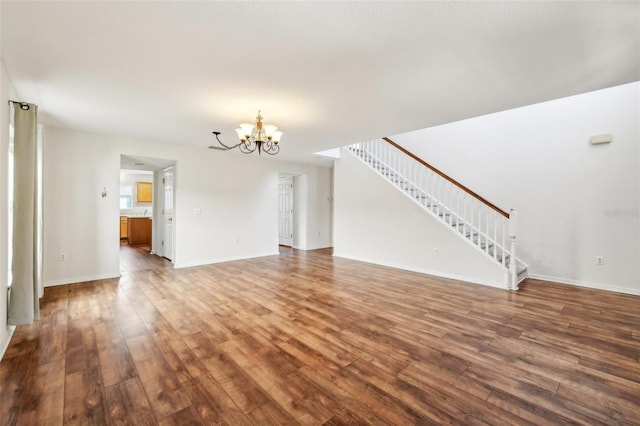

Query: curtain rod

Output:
[8, 100, 31, 110]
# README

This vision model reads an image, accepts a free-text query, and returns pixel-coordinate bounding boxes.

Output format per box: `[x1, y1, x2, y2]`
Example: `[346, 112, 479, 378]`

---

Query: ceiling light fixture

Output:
[210, 110, 283, 155]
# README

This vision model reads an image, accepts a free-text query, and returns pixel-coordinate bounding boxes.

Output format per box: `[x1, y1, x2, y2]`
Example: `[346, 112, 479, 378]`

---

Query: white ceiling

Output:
[2, 1, 639, 165]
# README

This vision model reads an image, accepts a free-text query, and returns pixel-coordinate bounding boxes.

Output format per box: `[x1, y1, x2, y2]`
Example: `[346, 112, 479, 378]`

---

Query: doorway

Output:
[278, 175, 294, 247]
[160, 166, 174, 261]
[119, 155, 175, 274]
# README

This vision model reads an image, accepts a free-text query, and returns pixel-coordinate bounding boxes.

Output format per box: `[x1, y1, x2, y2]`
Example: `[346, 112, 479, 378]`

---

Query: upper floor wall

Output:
[391, 82, 640, 294]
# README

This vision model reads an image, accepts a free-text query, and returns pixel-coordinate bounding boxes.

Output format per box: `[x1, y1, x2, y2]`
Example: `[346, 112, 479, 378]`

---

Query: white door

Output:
[278, 176, 293, 246]
[162, 167, 174, 260]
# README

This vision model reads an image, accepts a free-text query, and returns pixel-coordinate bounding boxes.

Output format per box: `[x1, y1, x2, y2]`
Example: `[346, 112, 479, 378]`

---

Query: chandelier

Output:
[210, 110, 283, 155]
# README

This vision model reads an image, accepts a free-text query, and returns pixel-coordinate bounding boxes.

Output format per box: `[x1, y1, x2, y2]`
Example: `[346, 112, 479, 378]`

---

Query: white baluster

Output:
[440, 181, 445, 219]
[475, 204, 480, 247]
[418, 168, 423, 204]
[502, 220, 506, 266]
[445, 185, 449, 223]
[383, 144, 387, 174]
[493, 215, 497, 260]
[395, 151, 398, 181]
[428, 173, 432, 208]
[448, 186, 452, 225]
[462, 195, 467, 236]
[373, 140, 377, 167]
[508, 209, 518, 290]
[468, 196, 472, 237]
[485, 212, 489, 254]
[403, 156, 407, 189]
[437, 178, 441, 216]
[468, 202, 473, 243]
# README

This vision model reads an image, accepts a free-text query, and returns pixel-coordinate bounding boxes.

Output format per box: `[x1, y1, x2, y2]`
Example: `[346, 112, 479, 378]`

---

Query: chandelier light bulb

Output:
[263, 124, 278, 140]
[272, 130, 283, 144]
[239, 123, 254, 139]
[235, 128, 246, 142]
[211, 110, 283, 155]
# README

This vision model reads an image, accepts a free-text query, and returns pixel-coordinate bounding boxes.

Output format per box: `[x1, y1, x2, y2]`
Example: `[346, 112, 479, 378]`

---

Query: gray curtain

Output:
[8, 102, 43, 325]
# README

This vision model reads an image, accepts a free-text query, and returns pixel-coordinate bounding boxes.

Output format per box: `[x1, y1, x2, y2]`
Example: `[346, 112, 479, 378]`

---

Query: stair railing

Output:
[348, 138, 519, 290]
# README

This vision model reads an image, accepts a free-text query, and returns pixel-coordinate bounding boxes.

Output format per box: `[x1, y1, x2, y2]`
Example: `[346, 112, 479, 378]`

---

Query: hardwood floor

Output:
[119, 241, 171, 274]
[1, 248, 639, 425]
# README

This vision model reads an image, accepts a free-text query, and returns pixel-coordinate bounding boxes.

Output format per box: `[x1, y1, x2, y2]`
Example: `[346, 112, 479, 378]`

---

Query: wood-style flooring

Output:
[1, 248, 639, 425]
[119, 241, 171, 274]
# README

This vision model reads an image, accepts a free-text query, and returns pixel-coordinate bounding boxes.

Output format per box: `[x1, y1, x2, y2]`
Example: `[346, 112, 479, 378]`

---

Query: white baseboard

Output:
[527, 273, 640, 296]
[332, 252, 507, 290]
[174, 251, 280, 269]
[0, 325, 16, 362]
[45, 272, 121, 287]
[303, 244, 333, 251]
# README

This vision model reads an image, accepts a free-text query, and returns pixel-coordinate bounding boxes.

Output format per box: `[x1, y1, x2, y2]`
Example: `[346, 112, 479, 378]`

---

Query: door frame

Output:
[278, 175, 294, 247]
[158, 166, 175, 262]
[118, 155, 176, 272]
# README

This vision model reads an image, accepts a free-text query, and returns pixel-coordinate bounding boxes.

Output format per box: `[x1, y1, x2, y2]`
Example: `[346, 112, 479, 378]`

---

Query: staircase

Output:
[347, 138, 527, 290]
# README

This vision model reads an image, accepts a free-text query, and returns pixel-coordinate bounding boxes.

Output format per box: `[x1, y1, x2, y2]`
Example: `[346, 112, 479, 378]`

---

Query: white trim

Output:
[173, 251, 280, 269]
[0, 326, 16, 361]
[527, 273, 640, 296]
[332, 252, 507, 290]
[44, 272, 121, 287]
[301, 244, 332, 251]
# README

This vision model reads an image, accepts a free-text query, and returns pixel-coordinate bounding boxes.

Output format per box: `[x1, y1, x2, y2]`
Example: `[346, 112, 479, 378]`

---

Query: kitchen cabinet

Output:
[120, 216, 128, 239]
[127, 217, 152, 246]
[136, 182, 152, 203]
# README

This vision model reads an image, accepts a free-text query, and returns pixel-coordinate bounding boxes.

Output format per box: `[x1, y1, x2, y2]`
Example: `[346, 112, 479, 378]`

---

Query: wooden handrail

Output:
[382, 137, 510, 218]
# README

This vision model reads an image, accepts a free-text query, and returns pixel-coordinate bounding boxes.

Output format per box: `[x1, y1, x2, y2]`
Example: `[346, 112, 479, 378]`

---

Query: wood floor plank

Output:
[198, 343, 270, 413]
[125, 335, 192, 419]
[105, 377, 156, 426]
[182, 373, 253, 425]
[13, 360, 65, 426]
[218, 338, 334, 425]
[94, 321, 137, 388]
[156, 405, 203, 426]
[1, 246, 639, 425]
[63, 367, 108, 425]
[246, 401, 299, 425]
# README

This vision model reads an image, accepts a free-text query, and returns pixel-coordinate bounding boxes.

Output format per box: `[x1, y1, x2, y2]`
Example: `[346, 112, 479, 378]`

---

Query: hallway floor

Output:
[119, 240, 171, 274]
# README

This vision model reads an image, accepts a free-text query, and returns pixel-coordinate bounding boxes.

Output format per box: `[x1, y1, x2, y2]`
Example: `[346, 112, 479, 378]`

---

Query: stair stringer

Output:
[334, 147, 511, 289]
[345, 145, 529, 289]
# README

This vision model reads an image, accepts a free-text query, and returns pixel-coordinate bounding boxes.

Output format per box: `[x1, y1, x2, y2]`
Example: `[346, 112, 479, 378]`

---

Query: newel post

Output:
[508, 209, 518, 290]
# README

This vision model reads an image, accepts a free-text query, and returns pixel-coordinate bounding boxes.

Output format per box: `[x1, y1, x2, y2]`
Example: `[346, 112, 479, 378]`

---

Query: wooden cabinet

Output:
[120, 216, 128, 239]
[127, 217, 152, 246]
[136, 182, 152, 203]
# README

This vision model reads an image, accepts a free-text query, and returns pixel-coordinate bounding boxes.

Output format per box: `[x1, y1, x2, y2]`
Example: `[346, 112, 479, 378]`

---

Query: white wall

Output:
[303, 166, 333, 250]
[292, 175, 307, 249]
[392, 82, 640, 294]
[334, 148, 506, 288]
[0, 62, 17, 358]
[43, 126, 333, 285]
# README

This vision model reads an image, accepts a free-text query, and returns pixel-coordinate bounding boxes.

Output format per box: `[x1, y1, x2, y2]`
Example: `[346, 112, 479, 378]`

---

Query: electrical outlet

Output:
[596, 256, 604, 265]
[59, 252, 67, 261]
[234, 238, 239, 245]
[434, 248, 439, 256]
